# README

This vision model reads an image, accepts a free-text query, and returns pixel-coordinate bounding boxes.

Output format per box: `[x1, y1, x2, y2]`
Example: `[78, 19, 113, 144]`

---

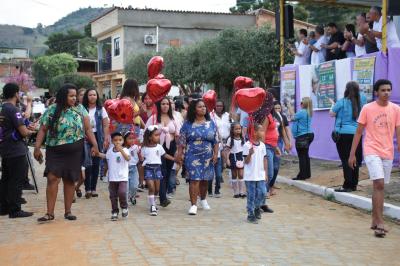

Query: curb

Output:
[276, 176, 400, 220]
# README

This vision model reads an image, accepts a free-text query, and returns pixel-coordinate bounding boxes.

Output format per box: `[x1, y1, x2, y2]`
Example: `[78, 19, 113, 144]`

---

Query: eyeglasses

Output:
[148, 125, 159, 131]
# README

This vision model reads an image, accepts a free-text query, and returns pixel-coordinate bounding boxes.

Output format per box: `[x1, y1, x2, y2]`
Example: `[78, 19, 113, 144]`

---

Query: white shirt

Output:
[88, 107, 108, 133]
[294, 40, 310, 65]
[128, 145, 139, 166]
[311, 36, 327, 65]
[212, 112, 231, 141]
[226, 137, 244, 154]
[141, 144, 165, 166]
[373, 16, 400, 50]
[242, 141, 267, 181]
[106, 148, 130, 182]
[355, 33, 366, 57]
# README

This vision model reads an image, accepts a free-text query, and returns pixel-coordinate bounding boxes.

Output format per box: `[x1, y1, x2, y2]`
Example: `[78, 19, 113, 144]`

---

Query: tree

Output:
[32, 53, 78, 89]
[49, 73, 94, 95]
[36, 23, 44, 34]
[124, 52, 156, 85]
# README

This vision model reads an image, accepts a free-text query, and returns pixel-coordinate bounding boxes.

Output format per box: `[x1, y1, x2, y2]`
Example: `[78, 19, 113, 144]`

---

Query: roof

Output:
[90, 6, 254, 24]
[74, 57, 97, 63]
[294, 0, 381, 8]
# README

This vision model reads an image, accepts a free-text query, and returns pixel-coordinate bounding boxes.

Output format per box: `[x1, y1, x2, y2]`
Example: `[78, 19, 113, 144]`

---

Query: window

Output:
[169, 39, 181, 48]
[114, 37, 120, 56]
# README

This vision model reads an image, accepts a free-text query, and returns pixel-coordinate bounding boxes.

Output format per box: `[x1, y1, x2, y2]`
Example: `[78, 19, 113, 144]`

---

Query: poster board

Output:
[352, 57, 375, 102]
[280, 70, 296, 121]
[313, 61, 336, 110]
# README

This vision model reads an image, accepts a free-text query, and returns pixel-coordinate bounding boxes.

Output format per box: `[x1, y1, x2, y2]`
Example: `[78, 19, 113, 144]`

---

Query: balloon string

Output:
[248, 114, 255, 146]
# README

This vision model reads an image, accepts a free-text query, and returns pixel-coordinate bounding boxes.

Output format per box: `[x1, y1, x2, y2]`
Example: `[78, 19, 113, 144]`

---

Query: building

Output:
[90, 7, 315, 98]
[90, 7, 256, 98]
[252, 8, 316, 32]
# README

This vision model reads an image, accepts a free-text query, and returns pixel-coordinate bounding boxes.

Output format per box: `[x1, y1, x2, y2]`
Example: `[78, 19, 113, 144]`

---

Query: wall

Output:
[282, 49, 400, 162]
[123, 26, 220, 63]
[91, 9, 119, 38]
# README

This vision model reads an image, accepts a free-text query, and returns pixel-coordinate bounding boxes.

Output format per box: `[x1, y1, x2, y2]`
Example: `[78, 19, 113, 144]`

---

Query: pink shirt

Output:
[146, 115, 180, 149]
[358, 101, 400, 160]
[264, 114, 279, 147]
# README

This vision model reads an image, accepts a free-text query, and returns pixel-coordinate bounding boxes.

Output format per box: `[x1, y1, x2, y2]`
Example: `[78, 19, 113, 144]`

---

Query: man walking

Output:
[0, 83, 35, 218]
[349, 79, 400, 237]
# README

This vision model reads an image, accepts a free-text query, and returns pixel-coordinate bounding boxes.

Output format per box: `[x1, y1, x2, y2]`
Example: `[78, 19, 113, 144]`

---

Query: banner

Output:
[353, 57, 375, 102]
[280, 70, 296, 121]
[312, 61, 336, 110]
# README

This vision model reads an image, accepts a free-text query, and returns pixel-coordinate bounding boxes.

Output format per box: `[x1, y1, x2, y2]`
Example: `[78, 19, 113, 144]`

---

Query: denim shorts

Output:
[144, 164, 163, 180]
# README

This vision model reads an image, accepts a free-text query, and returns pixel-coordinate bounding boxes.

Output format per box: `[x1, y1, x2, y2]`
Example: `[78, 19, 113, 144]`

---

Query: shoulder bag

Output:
[295, 113, 311, 149]
[331, 102, 344, 143]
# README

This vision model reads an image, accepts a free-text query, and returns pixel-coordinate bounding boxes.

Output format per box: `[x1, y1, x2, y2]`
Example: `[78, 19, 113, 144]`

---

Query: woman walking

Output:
[34, 84, 99, 222]
[177, 99, 219, 215]
[146, 97, 180, 207]
[82, 88, 110, 198]
[291, 97, 314, 180]
[330, 81, 365, 192]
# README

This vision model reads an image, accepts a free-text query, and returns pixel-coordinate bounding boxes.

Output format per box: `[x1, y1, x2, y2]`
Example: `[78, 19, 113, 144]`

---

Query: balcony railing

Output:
[98, 57, 112, 73]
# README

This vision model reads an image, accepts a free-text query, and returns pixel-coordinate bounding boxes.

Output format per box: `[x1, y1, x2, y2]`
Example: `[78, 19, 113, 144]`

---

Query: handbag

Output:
[331, 102, 343, 143]
[234, 152, 244, 169]
[295, 113, 311, 149]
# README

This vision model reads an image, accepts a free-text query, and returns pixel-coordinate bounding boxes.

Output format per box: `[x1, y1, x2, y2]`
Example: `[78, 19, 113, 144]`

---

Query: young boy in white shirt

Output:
[242, 124, 268, 224]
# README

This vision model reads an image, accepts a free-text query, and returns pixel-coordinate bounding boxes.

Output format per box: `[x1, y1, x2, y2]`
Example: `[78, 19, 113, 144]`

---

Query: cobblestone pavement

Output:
[1, 165, 400, 265]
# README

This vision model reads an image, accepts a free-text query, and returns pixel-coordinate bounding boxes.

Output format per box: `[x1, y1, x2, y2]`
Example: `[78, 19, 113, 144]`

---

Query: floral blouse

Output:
[41, 104, 88, 147]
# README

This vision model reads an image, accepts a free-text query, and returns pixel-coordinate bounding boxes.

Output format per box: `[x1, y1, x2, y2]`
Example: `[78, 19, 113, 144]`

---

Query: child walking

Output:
[140, 125, 176, 216]
[124, 131, 140, 205]
[242, 124, 268, 224]
[225, 122, 246, 198]
[99, 132, 131, 221]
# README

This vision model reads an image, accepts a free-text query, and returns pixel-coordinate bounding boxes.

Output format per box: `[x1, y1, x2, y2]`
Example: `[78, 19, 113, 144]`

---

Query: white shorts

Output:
[364, 155, 393, 184]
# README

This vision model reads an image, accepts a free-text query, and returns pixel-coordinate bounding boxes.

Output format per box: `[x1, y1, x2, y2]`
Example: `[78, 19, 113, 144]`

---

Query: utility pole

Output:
[77, 39, 81, 57]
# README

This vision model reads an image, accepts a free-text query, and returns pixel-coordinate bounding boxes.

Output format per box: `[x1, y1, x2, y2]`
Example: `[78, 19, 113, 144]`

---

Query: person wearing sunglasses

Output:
[177, 99, 219, 215]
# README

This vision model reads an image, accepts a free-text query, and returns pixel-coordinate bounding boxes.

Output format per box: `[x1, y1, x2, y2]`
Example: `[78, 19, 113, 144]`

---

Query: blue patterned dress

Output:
[179, 120, 218, 181]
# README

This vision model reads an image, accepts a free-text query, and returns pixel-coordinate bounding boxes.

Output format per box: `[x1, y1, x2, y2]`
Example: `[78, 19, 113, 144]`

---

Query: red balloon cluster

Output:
[234, 87, 266, 114]
[234, 76, 254, 91]
[104, 98, 134, 124]
[146, 56, 172, 103]
[203, 90, 217, 111]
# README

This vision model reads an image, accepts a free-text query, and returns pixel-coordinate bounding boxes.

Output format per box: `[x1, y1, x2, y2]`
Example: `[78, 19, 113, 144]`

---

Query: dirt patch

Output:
[279, 155, 400, 206]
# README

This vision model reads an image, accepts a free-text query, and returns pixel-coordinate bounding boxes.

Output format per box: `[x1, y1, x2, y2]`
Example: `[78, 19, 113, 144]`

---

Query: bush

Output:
[49, 74, 94, 95]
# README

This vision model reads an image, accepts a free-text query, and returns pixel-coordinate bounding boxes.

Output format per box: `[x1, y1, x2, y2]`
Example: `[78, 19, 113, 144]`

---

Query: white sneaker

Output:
[200, 199, 211, 210]
[111, 212, 118, 221]
[122, 208, 129, 218]
[188, 205, 197, 215]
[150, 205, 158, 216]
[166, 193, 174, 199]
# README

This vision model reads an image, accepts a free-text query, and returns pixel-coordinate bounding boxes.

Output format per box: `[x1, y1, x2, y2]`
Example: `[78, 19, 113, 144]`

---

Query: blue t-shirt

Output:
[332, 95, 367, 134]
[236, 108, 249, 128]
[291, 109, 312, 138]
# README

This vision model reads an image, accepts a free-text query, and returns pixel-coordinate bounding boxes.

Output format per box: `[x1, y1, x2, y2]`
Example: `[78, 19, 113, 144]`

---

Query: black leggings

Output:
[336, 134, 362, 190]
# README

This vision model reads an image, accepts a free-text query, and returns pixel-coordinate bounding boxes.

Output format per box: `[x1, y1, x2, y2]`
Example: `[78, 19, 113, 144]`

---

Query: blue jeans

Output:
[269, 138, 283, 188]
[245, 180, 266, 214]
[168, 169, 176, 194]
[265, 144, 276, 193]
[208, 157, 222, 194]
[128, 165, 139, 198]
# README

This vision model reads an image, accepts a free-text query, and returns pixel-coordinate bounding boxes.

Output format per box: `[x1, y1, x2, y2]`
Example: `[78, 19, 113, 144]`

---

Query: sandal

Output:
[37, 213, 55, 223]
[76, 189, 82, 198]
[374, 227, 386, 238]
[370, 225, 389, 233]
[64, 212, 77, 221]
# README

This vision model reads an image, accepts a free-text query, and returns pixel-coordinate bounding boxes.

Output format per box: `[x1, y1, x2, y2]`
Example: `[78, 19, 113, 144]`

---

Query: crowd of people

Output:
[291, 6, 400, 66]
[0, 73, 398, 236]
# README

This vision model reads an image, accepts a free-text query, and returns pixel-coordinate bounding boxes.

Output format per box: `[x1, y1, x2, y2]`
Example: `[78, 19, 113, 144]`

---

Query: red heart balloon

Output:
[234, 87, 266, 114]
[114, 99, 134, 124]
[104, 99, 118, 121]
[148, 56, 164, 80]
[234, 76, 254, 91]
[146, 78, 172, 103]
[203, 90, 217, 111]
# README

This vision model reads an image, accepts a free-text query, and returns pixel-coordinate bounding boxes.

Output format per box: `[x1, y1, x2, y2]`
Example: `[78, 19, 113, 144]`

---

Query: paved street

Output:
[1, 165, 400, 266]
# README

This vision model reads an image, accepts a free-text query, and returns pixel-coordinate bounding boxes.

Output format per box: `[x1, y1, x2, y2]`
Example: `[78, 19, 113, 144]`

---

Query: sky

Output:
[1, 0, 237, 28]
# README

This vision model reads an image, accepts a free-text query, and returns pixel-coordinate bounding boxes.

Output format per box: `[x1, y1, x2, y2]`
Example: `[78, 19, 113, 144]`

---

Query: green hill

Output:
[0, 7, 108, 57]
